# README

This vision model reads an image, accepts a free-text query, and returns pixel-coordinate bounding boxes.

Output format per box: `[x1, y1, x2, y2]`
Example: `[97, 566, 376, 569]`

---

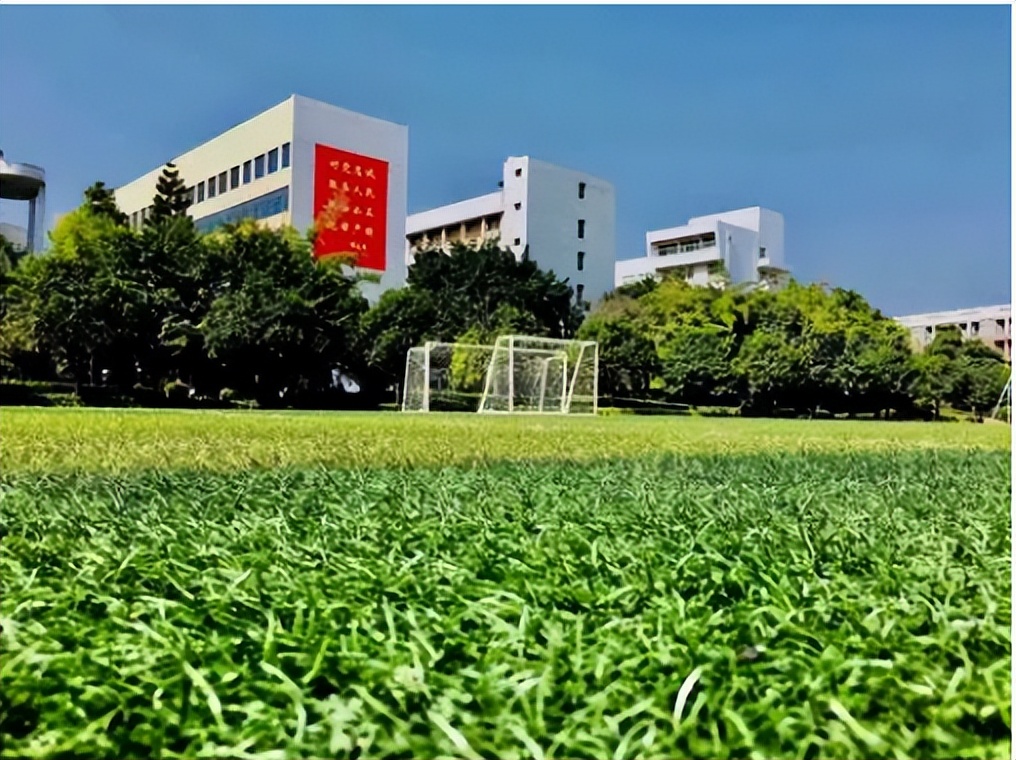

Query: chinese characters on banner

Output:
[313, 144, 389, 270]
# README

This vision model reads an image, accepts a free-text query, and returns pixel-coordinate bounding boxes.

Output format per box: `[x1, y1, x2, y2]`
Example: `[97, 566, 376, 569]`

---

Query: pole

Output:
[423, 343, 431, 413]
[508, 335, 515, 413]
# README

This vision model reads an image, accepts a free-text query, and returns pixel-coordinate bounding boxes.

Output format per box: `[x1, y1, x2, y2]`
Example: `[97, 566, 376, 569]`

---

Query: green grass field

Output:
[0, 408, 1011, 759]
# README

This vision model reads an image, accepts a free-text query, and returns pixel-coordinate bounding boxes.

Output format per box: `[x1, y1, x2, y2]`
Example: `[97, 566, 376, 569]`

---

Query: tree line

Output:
[0, 172, 1008, 418]
[580, 278, 1009, 419]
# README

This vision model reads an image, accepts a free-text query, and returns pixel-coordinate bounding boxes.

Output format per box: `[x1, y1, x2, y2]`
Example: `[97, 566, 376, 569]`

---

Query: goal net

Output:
[402, 342, 496, 412]
[478, 335, 598, 415]
[402, 335, 598, 414]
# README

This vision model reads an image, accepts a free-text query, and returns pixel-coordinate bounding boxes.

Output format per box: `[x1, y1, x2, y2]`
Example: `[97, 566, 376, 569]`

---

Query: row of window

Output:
[190, 142, 291, 205]
[128, 142, 292, 229]
[193, 186, 289, 233]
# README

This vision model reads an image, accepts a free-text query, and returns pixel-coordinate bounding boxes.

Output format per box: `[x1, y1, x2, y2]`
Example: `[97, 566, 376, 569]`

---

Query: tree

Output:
[359, 287, 440, 389]
[198, 222, 368, 405]
[83, 182, 129, 226]
[406, 241, 583, 339]
[656, 324, 735, 406]
[150, 163, 191, 224]
[577, 310, 658, 399]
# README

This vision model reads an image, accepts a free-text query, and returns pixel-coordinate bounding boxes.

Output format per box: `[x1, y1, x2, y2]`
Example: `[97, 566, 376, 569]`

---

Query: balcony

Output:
[651, 240, 720, 268]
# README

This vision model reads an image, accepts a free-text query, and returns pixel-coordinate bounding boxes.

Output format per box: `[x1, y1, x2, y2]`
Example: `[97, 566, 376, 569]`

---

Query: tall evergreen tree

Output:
[149, 163, 191, 224]
[83, 181, 129, 226]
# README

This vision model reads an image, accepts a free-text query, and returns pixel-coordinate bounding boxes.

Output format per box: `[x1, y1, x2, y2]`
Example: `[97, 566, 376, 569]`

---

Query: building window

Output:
[230, 166, 240, 189]
[759, 246, 767, 260]
[218, 172, 227, 194]
[578, 182, 586, 199]
[186, 187, 195, 206]
[576, 284, 585, 303]
[515, 168, 522, 177]
[514, 202, 522, 211]
[514, 237, 521, 246]
[131, 211, 138, 228]
[577, 219, 585, 239]
[255, 154, 265, 179]
[577, 251, 585, 271]
[268, 148, 279, 174]
[971, 322, 980, 335]
[193, 186, 290, 234]
[243, 161, 252, 184]
[207, 176, 217, 198]
[281, 142, 291, 169]
[197, 181, 205, 202]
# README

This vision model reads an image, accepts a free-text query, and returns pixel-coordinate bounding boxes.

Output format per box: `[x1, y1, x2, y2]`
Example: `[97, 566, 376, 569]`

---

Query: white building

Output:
[406, 157, 616, 308]
[895, 304, 1011, 359]
[615, 206, 788, 290]
[113, 94, 409, 301]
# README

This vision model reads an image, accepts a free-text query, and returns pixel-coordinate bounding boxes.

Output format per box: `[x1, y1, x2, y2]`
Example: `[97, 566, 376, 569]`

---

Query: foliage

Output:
[577, 297, 659, 399]
[1, 177, 1008, 419]
[0, 413, 1009, 758]
[197, 222, 368, 404]
[407, 241, 582, 339]
[584, 278, 1005, 419]
[360, 241, 583, 387]
[83, 181, 129, 226]
[150, 162, 192, 223]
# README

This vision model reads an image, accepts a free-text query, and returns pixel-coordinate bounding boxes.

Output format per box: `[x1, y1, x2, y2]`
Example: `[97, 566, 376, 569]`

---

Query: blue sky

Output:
[0, 4, 1009, 315]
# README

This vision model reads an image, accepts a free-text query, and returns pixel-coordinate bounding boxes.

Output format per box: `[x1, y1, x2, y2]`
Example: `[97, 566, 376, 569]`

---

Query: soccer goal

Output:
[402, 335, 598, 415]
[479, 335, 598, 415]
[402, 342, 497, 412]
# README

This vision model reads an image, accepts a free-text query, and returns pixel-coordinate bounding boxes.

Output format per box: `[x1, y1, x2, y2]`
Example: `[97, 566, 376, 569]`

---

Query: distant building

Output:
[615, 206, 788, 290]
[0, 150, 46, 252]
[895, 304, 1011, 359]
[406, 157, 616, 308]
[0, 222, 28, 251]
[112, 94, 409, 302]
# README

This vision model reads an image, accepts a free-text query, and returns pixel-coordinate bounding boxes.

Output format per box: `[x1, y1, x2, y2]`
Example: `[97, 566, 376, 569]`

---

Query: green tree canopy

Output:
[150, 163, 191, 224]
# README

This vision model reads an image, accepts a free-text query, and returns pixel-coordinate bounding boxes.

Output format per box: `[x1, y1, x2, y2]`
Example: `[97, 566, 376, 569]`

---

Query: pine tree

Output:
[83, 182, 128, 226]
[149, 163, 191, 224]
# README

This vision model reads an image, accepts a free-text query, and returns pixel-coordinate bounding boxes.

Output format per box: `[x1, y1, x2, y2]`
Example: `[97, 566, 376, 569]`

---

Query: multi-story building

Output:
[113, 94, 409, 301]
[895, 304, 1011, 359]
[406, 156, 616, 308]
[615, 206, 788, 290]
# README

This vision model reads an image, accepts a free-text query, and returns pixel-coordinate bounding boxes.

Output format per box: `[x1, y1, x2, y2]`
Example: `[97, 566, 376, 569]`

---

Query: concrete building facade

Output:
[615, 206, 788, 290]
[113, 95, 409, 301]
[0, 150, 46, 252]
[895, 304, 1011, 359]
[406, 157, 616, 308]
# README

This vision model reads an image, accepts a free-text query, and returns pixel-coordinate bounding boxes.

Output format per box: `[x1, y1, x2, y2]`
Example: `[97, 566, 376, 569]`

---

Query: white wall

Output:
[290, 95, 409, 301]
[406, 192, 501, 237]
[758, 208, 786, 272]
[521, 157, 616, 307]
[114, 97, 296, 229]
[717, 221, 759, 284]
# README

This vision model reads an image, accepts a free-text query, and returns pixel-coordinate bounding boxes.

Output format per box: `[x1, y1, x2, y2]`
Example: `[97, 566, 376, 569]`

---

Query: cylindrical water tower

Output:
[0, 149, 46, 252]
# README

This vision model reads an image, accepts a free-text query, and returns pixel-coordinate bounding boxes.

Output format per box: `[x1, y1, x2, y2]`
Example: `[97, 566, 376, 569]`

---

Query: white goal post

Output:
[402, 335, 598, 415]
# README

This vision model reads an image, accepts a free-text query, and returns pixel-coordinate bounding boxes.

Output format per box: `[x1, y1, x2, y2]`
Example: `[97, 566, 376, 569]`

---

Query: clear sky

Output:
[0, 4, 1009, 315]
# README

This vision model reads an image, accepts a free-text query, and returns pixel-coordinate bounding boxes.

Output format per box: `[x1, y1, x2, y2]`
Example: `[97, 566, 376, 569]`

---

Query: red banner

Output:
[313, 144, 388, 271]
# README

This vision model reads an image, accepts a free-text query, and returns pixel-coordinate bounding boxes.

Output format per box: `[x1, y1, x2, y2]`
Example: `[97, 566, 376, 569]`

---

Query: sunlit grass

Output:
[0, 407, 1009, 474]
